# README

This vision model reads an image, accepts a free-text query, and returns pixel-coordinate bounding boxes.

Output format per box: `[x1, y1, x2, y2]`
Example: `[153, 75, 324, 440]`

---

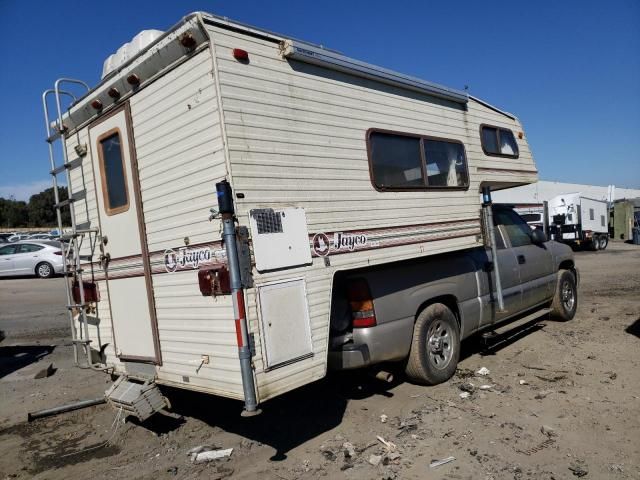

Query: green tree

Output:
[27, 187, 70, 227]
[0, 197, 28, 228]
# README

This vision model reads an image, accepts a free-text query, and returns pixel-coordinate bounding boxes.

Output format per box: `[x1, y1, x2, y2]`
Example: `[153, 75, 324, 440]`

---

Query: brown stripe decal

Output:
[81, 218, 481, 280]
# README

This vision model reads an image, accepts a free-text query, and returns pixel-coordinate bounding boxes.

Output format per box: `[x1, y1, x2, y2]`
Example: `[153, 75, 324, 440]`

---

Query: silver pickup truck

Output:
[329, 205, 578, 385]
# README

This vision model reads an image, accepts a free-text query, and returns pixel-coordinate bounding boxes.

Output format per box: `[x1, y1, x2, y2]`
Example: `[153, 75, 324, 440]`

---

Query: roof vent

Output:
[101, 29, 164, 79]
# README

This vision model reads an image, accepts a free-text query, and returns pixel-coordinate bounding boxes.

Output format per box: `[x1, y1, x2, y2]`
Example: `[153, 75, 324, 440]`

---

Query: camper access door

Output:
[88, 104, 160, 364]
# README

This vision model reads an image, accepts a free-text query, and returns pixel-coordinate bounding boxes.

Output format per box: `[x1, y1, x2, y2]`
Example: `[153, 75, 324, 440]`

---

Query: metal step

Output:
[55, 198, 76, 209]
[66, 304, 87, 309]
[484, 307, 551, 339]
[50, 157, 83, 175]
[46, 130, 63, 144]
[71, 339, 92, 344]
[105, 376, 170, 422]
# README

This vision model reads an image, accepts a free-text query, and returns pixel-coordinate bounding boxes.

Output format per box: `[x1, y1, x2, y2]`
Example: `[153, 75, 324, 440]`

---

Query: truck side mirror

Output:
[531, 228, 547, 244]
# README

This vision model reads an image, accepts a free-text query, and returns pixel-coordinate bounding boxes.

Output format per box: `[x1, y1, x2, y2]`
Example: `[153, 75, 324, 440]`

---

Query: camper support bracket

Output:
[217, 181, 261, 416]
[482, 187, 506, 312]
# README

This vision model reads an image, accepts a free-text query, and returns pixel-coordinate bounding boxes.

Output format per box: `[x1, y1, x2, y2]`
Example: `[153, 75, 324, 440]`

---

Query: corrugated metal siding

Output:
[207, 25, 537, 401]
[129, 48, 241, 398]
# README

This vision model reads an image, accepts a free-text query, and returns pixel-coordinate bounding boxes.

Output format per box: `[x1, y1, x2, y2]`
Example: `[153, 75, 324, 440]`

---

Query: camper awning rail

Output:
[281, 40, 469, 105]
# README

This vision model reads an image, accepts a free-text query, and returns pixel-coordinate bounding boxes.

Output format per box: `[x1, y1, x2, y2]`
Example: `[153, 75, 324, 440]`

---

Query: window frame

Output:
[479, 124, 520, 159]
[366, 128, 470, 192]
[18, 244, 45, 253]
[493, 206, 533, 248]
[0, 245, 17, 256]
[96, 127, 130, 216]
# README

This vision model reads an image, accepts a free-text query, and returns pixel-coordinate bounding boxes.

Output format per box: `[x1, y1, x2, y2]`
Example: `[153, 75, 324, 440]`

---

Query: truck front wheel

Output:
[550, 270, 578, 321]
[405, 303, 460, 385]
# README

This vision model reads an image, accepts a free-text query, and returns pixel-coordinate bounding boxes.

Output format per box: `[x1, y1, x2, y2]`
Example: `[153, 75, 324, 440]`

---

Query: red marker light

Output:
[107, 87, 120, 99]
[91, 99, 103, 110]
[126, 74, 140, 86]
[232, 48, 249, 61]
[180, 32, 197, 49]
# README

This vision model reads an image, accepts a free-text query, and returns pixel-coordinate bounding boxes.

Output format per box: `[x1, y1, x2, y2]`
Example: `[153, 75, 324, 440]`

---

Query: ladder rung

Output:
[50, 164, 68, 175]
[61, 230, 97, 241]
[55, 198, 76, 208]
[72, 189, 87, 201]
[67, 304, 87, 309]
[75, 221, 93, 231]
[50, 157, 83, 175]
[46, 130, 62, 143]
[71, 339, 92, 344]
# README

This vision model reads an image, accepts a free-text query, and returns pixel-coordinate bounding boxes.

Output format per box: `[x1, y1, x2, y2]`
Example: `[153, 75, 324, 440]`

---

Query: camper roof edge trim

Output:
[468, 95, 516, 120]
[281, 40, 469, 105]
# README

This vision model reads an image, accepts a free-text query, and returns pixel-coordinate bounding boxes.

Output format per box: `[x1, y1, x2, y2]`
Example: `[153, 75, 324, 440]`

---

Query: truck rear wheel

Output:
[599, 235, 608, 250]
[550, 270, 577, 321]
[405, 303, 460, 385]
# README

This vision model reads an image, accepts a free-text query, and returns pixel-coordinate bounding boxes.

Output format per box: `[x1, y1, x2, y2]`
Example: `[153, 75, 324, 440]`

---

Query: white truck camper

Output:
[548, 193, 609, 250]
[42, 12, 541, 418]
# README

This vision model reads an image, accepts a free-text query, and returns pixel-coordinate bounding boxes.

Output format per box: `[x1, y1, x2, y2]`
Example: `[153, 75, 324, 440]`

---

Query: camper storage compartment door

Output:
[258, 278, 313, 369]
[249, 208, 312, 272]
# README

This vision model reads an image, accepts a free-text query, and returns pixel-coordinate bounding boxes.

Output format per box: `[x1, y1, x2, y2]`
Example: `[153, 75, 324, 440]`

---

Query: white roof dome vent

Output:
[101, 29, 164, 79]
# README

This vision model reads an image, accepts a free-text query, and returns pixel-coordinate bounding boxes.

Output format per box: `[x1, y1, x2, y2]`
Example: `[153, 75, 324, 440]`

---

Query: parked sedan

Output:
[0, 241, 65, 278]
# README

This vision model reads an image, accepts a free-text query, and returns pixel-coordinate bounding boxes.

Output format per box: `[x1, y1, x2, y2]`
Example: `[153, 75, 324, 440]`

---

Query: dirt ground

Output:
[1, 241, 639, 480]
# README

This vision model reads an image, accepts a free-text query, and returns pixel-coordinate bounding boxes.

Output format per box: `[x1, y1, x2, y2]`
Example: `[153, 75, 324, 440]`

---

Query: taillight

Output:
[54, 251, 63, 256]
[198, 266, 231, 296]
[347, 278, 376, 328]
[72, 281, 100, 304]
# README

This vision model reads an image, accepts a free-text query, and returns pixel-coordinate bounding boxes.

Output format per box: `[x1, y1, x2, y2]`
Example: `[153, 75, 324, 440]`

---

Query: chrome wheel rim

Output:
[427, 320, 453, 370]
[561, 280, 575, 311]
[38, 264, 51, 277]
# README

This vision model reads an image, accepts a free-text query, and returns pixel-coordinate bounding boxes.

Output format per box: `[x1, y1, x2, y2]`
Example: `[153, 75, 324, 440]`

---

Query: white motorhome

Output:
[548, 193, 609, 250]
[43, 12, 541, 417]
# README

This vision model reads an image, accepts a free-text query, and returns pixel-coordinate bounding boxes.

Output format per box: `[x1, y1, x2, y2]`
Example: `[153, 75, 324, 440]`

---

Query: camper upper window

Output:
[98, 130, 129, 215]
[367, 130, 469, 190]
[480, 125, 519, 158]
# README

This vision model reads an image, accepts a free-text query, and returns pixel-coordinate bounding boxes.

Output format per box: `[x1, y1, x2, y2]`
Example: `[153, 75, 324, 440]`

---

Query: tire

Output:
[35, 262, 55, 279]
[590, 237, 599, 251]
[550, 270, 577, 321]
[405, 303, 460, 385]
[599, 235, 608, 250]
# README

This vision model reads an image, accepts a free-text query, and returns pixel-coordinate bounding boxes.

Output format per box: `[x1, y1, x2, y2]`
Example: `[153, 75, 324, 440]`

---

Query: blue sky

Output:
[0, 0, 638, 200]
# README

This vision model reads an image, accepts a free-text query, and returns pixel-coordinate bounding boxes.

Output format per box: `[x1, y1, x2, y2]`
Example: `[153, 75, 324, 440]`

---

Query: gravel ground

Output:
[1, 241, 639, 480]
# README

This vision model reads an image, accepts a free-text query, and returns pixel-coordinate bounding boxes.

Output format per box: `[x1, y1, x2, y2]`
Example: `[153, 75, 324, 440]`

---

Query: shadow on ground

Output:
[154, 370, 402, 461]
[0, 344, 56, 378]
[625, 318, 640, 339]
[140, 315, 550, 461]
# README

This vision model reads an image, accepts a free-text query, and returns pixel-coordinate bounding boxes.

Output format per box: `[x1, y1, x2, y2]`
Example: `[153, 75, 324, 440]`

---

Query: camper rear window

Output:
[367, 130, 469, 190]
[480, 125, 519, 158]
[98, 131, 129, 215]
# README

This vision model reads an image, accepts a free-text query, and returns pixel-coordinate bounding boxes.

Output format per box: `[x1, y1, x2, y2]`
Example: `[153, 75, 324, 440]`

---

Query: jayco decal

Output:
[312, 232, 368, 256]
[164, 247, 212, 273]
[333, 232, 367, 251]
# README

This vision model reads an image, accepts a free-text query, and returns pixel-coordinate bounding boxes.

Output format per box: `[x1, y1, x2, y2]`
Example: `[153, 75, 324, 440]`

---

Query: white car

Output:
[0, 241, 66, 278]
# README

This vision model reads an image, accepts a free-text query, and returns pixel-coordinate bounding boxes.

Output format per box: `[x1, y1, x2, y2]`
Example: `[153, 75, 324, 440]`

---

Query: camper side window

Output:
[480, 125, 519, 158]
[98, 130, 129, 215]
[368, 132, 424, 189]
[367, 130, 469, 190]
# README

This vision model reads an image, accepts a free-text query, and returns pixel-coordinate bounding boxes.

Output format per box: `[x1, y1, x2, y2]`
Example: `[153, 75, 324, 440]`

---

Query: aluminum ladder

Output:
[42, 79, 101, 368]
